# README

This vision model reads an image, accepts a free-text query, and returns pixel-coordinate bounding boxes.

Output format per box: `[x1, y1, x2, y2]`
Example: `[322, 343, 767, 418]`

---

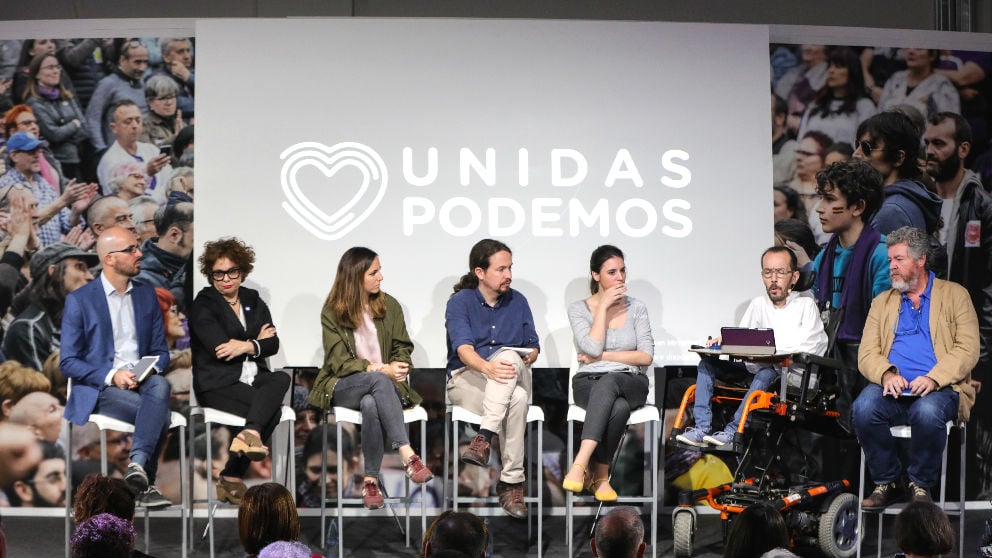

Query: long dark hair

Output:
[23, 53, 73, 101]
[723, 502, 790, 558]
[452, 239, 511, 294]
[811, 47, 867, 118]
[325, 247, 385, 329]
[29, 259, 72, 323]
[588, 245, 624, 294]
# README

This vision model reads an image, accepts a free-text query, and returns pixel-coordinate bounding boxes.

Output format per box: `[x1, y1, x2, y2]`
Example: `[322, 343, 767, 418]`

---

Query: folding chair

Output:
[63, 380, 188, 558]
[856, 420, 966, 558]
[187, 381, 295, 558]
[564, 366, 661, 558]
[318, 400, 430, 557]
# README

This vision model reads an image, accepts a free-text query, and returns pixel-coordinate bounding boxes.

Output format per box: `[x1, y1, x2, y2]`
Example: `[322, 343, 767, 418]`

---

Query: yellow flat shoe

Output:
[562, 463, 586, 493]
[589, 478, 618, 502]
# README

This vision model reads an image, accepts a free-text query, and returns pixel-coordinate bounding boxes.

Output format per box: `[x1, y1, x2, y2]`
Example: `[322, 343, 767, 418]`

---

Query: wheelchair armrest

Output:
[791, 352, 844, 370]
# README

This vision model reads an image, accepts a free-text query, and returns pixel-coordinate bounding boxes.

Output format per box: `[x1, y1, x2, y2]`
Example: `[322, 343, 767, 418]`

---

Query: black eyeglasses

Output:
[108, 244, 139, 255]
[857, 140, 878, 156]
[211, 268, 241, 281]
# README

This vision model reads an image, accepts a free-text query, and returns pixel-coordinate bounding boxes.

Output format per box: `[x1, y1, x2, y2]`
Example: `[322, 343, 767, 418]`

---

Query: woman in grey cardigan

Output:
[562, 245, 654, 501]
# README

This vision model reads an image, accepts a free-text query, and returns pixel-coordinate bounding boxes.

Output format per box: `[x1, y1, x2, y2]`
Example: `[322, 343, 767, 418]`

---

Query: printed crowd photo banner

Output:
[196, 18, 774, 369]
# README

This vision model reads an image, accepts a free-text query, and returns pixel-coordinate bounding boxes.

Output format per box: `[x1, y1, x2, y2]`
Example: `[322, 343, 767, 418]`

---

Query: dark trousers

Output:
[198, 371, 291, 477]
[572, 371, 649, 465]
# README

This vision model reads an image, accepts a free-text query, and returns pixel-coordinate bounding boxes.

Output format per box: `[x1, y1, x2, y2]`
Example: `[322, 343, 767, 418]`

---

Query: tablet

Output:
[133, 356, 161, 383]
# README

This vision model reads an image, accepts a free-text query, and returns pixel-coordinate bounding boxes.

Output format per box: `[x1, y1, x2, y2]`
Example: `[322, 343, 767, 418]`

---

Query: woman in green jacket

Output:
[306, 247, 434, 510]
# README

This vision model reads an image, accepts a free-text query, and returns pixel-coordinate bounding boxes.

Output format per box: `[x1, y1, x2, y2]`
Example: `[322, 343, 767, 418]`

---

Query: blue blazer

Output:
[60, 277, 170, 425]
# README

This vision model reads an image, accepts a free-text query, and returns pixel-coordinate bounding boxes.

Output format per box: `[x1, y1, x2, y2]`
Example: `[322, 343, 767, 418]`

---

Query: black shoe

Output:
[908, 481, 932, 504]
[861, 481, 901, 511]
[124, 463, 149, 495]
[136, 486, 172, 509]
[460, 434, 491, 467]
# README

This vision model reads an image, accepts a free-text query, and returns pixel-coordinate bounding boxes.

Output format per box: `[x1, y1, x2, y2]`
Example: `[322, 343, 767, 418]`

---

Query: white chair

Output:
[856, 420, 965, 558]
[443, 398, 544, 556]
[564, 367, 661, 558]
[186, 382, 295, 558]
[63, 380, 188, 558]
[318, 401, 430, 557]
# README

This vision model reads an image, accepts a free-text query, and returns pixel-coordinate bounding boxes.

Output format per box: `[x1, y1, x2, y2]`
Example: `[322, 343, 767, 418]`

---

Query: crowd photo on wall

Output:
[1, 29, 992, 558]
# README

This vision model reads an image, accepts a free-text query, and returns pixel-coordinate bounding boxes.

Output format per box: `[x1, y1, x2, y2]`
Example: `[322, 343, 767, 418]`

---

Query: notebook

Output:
[719, 327, 777, 355]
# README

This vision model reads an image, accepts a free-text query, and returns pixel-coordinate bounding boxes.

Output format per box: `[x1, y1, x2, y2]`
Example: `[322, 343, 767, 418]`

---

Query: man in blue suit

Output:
[61, 225, 172, 508]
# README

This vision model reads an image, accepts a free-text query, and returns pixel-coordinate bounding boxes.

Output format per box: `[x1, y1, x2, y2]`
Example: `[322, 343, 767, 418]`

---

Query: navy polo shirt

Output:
[445, 287, 540, 374]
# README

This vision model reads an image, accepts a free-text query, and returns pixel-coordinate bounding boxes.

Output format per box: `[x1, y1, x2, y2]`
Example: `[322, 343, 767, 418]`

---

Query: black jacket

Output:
[188, 286, 279, 395]
[945, 172, 992, 372]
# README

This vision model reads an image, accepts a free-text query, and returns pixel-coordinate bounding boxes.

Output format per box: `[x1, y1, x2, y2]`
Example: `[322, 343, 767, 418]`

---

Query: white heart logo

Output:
[280, 141, 388, 240]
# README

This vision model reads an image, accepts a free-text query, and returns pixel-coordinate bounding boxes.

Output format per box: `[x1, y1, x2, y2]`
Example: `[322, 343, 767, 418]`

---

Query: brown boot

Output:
[861, 481, 901, 511]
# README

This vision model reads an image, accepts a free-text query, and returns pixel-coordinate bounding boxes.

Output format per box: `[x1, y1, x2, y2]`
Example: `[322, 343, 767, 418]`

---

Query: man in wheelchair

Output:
[676, 245, 829, 448]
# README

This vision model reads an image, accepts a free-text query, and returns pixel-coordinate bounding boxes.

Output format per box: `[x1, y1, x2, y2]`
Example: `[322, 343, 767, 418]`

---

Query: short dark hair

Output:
[154, 201, 192, 236]
[425, 510, 488, 558]
[894, 501, 954, 556]
[593, 506, 644, 558]
[928, 111, 972, 146]
[108, 100, 139, 123]
[856, 111, 923, 179]
[815, 160, 884, 222]
[761, 245, 798, 272]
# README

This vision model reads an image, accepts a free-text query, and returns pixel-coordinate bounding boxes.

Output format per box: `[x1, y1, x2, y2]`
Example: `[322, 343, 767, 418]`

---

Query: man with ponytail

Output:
[445, 239, 540, 519]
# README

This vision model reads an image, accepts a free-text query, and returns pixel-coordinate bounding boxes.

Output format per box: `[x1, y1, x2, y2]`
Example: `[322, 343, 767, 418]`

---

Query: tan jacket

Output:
[858, 277, 980, 422]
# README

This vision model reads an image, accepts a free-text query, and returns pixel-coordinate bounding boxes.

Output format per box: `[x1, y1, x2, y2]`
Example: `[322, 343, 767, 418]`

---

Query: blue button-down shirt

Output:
[889, 270, 938, 383]
[445, 287, 540, 373]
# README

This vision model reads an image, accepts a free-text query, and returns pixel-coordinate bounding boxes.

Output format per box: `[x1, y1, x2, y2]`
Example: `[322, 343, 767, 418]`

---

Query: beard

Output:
[891, 271, 919, 293]
[926, 149, 961, 183]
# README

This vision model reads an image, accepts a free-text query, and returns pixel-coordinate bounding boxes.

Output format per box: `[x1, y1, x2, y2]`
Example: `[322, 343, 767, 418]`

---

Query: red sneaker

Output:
[362, 479, 384, 510]
[405, 455, 434, 484]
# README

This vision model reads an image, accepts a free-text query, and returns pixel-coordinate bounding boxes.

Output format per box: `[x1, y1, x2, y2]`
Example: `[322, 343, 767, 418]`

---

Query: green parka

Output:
[306, 293, 422, 411]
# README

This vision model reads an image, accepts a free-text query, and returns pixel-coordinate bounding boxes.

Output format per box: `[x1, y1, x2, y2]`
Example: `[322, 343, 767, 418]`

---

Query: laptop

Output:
[720, 327, 777, 355]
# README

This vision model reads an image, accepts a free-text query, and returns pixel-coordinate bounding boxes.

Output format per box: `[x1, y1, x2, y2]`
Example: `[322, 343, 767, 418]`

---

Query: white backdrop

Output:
[195, 18, 773, 369]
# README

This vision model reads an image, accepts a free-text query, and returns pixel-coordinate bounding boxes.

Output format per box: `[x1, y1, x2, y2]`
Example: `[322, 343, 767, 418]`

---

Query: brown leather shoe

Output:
[862, 481, 901, 511]
[908, 481, 932, 504]
[496, 481, 527, 519]
[460, 434, 491, 467]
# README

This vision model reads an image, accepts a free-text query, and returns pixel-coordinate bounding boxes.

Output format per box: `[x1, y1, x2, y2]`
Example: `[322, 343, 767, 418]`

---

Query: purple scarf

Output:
[37, 84, 60, 100]
[815, 225, 882, 341]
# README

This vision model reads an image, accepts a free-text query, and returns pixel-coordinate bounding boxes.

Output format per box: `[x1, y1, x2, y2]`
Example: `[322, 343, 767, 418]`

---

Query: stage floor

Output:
[9, 507, 987, 557]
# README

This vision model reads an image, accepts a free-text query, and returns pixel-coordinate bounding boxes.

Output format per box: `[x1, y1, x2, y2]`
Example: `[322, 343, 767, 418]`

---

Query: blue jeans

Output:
[852, 383, 959, 488]
[94, 375, 171, 484]
[331, 372, 410, 478]
[693, 358, 779, 433]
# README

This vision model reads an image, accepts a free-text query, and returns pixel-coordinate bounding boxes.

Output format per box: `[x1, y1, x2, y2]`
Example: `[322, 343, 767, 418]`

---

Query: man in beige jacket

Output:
[855, 226, 979, 511]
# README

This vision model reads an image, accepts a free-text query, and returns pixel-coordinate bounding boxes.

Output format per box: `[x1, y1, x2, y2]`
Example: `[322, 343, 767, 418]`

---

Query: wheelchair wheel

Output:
[672, 510, 694, 558]
[817, 492, 858, 558]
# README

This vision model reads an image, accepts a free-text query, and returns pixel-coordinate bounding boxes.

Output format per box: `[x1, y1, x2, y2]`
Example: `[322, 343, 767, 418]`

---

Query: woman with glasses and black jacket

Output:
[188, 237, 289, 506]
